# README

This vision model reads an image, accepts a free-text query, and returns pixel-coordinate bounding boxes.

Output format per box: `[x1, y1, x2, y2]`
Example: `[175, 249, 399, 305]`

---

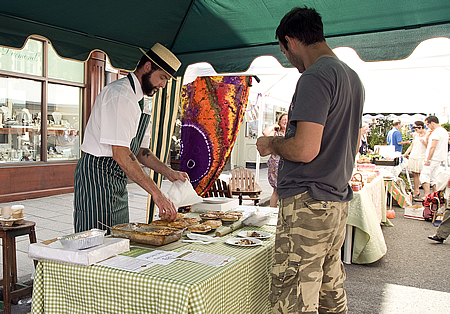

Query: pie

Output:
[150, 220, 169, 226]
[199, 213, 219, 219]
[202, 220, 222, 229]
[188, 224, 212, 232]
[207, 211, 225, 216]
[183, 217, 201, 225]
[148, 228, 176, 236]
[219, 214, 238, 221]
[227, 211, 243, 217]
[168, 219, 189, 229]
[177, 213, 185, 219]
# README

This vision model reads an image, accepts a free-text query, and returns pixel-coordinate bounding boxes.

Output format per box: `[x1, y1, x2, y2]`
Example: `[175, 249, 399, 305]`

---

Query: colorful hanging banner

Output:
[180, 76, 251, 196]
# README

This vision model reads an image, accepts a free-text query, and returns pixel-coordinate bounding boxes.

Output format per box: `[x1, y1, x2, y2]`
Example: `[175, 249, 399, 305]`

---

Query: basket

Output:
[351, 173, 364, 191]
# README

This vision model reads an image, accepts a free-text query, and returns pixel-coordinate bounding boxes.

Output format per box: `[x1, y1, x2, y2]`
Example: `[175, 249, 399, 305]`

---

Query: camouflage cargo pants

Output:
[270, 191, 348, 314]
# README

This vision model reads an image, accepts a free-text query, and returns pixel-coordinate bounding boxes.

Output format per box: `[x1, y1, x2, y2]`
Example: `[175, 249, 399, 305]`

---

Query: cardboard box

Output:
[404, 205, 425, 220]
[191, 198, 240, 213]
[28, 237, 130, 266]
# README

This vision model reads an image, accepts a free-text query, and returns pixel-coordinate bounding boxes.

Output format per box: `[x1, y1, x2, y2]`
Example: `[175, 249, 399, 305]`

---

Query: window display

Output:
[0, 38, 84, 164]
[47, 84, 81, 160]
[0, 77, 41, 162]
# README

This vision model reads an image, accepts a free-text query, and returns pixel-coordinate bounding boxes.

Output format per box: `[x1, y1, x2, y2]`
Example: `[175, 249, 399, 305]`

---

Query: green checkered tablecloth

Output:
[31, 225, 276, 314]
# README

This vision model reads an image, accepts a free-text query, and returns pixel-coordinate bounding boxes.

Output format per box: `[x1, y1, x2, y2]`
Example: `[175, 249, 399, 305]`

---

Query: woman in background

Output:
[359, 123, 370, 155]
[263, 113, 288, 207]
[403, 121, 428, 200]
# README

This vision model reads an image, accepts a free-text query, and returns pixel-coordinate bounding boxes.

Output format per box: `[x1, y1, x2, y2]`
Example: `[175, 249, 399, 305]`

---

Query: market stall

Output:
[29, 208, 277, 314]
[344, 174, 388, 264]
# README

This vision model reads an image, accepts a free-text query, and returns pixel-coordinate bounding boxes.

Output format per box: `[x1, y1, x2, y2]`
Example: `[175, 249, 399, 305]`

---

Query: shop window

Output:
[0, 38, 85, 164]
[47, 84, 81, 160]
[0, 77, 41, 162]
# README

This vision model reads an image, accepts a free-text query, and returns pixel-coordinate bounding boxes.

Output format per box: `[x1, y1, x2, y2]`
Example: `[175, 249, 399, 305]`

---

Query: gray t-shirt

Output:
[277, 57, 364, 202]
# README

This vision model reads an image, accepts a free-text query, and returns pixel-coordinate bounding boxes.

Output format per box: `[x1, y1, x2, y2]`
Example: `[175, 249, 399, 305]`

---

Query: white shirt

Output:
[80, 73, 151, 156]
[427, 126, 449, 162]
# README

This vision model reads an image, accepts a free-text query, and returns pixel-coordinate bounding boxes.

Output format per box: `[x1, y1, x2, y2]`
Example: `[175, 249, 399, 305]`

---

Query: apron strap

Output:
[127, 73, 144, 111]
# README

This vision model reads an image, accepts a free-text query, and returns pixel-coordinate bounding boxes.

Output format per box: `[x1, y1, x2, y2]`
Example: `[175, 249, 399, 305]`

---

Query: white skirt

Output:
[408, 157, 424, 173]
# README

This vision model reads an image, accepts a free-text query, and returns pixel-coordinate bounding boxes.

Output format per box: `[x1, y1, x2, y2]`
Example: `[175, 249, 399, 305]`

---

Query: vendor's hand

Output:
[256, 136, 272, 157]
[154, 192, 177, 221]
[168, 170, 190, 183]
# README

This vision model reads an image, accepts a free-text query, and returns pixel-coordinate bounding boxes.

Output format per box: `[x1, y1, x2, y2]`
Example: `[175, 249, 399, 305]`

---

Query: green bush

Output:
[367, 117, 393, 149]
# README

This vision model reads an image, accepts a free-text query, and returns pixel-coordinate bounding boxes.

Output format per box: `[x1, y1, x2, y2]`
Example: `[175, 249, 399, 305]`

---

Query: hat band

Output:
[144, 49, 177, 77]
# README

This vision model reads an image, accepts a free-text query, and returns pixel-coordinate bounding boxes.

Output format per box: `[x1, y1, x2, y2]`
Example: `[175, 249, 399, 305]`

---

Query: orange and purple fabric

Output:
[180, 76, 251, 196]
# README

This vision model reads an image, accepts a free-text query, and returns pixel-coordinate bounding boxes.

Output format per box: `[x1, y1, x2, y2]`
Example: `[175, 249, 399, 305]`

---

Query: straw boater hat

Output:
[139, 43, 181, 79]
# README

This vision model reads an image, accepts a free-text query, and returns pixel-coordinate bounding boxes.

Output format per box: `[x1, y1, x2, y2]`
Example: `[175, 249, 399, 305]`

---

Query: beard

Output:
[141, 70, 159, 96]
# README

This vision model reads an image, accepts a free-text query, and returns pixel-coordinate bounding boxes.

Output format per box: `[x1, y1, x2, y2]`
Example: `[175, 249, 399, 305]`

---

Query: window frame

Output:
[0, 36, 87, 163]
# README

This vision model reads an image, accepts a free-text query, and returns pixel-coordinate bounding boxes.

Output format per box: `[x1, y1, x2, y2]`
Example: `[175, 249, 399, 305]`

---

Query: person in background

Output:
[402, 121, 428, 201]
[387, 120, 410, 152]
[257, 7, 364, 314]
[419, 115, 449, 199]
[263, 113, 288, 207]
[74, 43, 189, 233]
[428, 176, 450, 243]
[359, 122, 370, 155]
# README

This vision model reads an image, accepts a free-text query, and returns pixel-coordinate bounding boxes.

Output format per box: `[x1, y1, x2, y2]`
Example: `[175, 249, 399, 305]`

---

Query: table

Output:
[1, 220, 37, 314]
[31, 225, 276, 314]
[343, 175, 389, 264]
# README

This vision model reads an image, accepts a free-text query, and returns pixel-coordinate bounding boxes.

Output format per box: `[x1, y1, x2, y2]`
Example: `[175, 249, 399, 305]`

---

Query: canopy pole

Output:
[255, 94, 264, 183]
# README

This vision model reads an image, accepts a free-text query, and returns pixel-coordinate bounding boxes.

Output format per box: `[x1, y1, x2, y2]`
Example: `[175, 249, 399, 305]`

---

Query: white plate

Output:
[203, 197, 230, 204]
[236, 230, 272, 239]
[225, 237, 262, 247]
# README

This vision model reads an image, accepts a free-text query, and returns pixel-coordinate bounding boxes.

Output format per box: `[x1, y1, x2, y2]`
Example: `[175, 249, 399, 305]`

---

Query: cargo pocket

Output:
[269, 261, 300, 307]
[304, 199, 332, 212]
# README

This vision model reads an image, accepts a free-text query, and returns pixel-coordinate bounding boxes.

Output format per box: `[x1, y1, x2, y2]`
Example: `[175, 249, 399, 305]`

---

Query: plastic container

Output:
[58, 229, 106, 250]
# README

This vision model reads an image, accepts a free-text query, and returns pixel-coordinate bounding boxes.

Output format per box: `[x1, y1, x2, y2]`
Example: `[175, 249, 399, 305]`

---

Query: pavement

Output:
[2, 168, 450, 313]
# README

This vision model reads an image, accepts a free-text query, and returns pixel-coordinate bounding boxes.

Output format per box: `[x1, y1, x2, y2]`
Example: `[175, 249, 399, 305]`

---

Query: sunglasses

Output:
[413, 126, 423, 129]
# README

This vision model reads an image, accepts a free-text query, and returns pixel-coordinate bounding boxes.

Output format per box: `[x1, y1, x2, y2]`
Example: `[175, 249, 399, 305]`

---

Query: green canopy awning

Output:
[1, 0, 450, 74]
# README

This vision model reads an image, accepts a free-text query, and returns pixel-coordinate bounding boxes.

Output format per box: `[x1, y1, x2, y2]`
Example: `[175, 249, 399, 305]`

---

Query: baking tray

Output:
[58, 229, 106, 250]
[110, 223, 183, 246]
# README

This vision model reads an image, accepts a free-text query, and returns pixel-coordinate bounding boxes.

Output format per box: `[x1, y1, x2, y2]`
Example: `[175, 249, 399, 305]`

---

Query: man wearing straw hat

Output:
[74, 43, 189, 233]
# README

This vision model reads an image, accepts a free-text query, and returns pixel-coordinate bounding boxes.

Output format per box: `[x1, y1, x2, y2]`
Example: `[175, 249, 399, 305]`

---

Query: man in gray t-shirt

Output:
[257, 7, 364, 314]
[277, 56, 364, 202]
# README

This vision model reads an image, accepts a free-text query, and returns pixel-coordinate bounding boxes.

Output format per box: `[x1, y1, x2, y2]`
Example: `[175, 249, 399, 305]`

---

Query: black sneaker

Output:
[428, 235, 445, 243]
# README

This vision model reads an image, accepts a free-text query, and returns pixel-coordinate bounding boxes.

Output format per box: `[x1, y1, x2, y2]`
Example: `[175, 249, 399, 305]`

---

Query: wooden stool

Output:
[0, 220, 37, 314]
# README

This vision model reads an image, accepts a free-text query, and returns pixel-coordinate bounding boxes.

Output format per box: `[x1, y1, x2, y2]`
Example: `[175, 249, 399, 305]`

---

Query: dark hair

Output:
[276, 7, 325, 50]
[414, 121, 424, 128]
[425, 115, 439, 124]
[136, 53, 162, 72]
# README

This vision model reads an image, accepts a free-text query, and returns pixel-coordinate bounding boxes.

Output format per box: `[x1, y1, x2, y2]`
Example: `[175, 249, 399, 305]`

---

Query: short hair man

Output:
[74, 43, 189, 233]
[257, 7, 364, 314]
[420, 115, 449, 198]
[387, 120, 410, 152]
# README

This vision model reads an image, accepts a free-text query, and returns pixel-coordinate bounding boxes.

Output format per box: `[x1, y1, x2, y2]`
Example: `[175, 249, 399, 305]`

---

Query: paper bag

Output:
[167, 180, 203, 208]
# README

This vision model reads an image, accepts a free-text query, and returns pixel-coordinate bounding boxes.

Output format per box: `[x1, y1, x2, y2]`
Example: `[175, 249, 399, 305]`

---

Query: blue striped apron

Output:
[73, 74, 150, 232]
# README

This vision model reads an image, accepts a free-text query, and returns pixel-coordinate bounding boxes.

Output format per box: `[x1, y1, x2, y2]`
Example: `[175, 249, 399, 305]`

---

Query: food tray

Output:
[110, 223, 183, 246]
[371, 157, 399, 166]
[58, 229, 106, 250]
